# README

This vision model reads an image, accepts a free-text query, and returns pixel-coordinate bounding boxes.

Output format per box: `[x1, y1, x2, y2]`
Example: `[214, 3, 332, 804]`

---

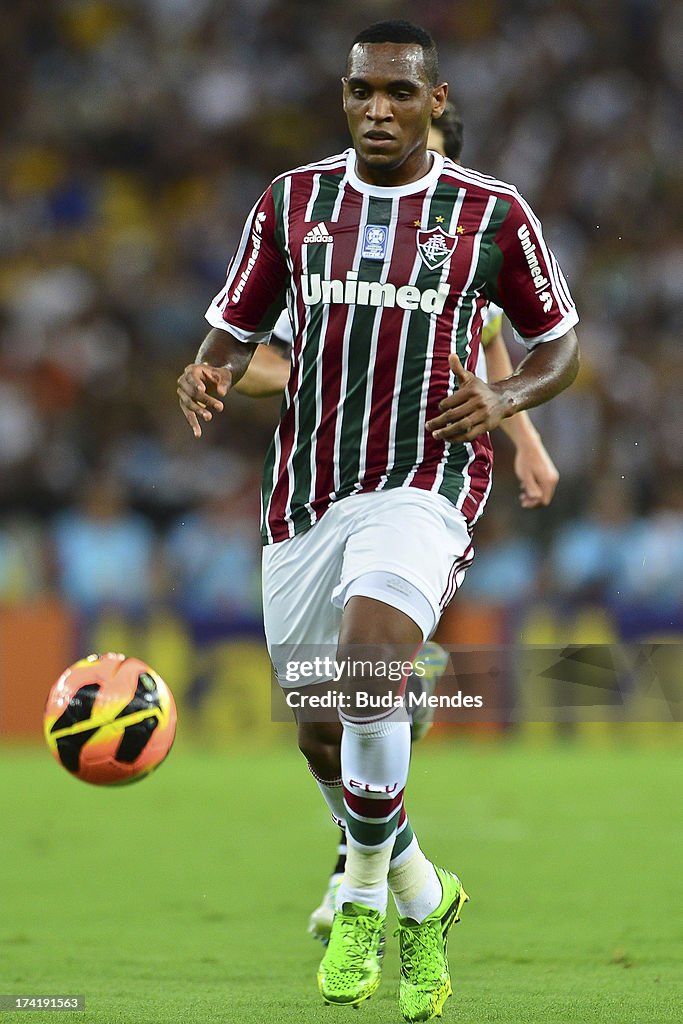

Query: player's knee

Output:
[340, 587, 429, 647]
[297, 721, 341, 779]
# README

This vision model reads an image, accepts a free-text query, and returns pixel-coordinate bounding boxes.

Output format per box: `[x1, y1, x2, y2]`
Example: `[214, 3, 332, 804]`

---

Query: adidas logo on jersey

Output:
[303, 222, 333, 244]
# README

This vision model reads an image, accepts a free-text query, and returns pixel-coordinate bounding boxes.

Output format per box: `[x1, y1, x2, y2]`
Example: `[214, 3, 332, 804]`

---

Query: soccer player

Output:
[236, 100, 561, 946]
[239, 101, 559, 947]
[177, 20, 579, 1021]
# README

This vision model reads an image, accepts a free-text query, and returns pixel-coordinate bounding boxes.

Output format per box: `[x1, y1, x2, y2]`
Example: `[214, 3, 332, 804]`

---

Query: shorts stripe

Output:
[439, 542, 474, 610]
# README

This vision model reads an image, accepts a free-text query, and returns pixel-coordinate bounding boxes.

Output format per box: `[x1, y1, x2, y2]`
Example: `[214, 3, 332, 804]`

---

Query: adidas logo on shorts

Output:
[303, 222, 333, 244]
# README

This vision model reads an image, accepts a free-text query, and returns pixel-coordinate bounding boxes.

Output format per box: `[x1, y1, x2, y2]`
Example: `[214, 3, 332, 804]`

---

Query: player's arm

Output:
[483, 329, 560, 508]
[177, 328, 257, 438]
[233, 335, 292, 397]
[427, 194, 580, 446]
[178, 184, 289, 433]
[426, 328, 579, 443]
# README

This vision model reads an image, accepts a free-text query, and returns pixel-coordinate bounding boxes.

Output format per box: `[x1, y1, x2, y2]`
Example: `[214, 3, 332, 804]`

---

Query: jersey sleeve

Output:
[205, 185, 288, 344]
[487, 194, 579, 349]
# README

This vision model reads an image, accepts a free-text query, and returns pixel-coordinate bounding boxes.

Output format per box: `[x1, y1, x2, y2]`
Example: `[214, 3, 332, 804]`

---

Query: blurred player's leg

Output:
[408, 641, 450, 741]
[307, 829, 346, 942]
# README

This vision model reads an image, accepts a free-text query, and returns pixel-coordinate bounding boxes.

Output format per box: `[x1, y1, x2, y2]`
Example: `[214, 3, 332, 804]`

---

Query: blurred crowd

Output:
[0, 0, 682, 629]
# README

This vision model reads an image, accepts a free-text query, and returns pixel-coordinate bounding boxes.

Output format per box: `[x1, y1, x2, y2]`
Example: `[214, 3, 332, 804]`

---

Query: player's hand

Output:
[514, 440, 559, 508]
[425, 353, 507, 443]
[177, 363, 232, 438]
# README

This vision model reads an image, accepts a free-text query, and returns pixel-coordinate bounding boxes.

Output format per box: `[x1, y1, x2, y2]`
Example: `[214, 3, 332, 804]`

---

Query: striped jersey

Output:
[272, 302, 502, 380]
[207, 149, 578, 544]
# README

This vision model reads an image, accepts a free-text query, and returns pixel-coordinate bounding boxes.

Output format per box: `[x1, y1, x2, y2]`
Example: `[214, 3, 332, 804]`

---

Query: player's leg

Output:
[336, 596, 420, 908]
[262, 513, 347, 816]
[308, 641, 450, 945]
[307, 826, 347, 942]
[308, 771, 443, 946]
[263, 506, 407, 976]
[322, 491, 472, 1019]
[317, 594, 417, 1006]
[407, 640, 450, 741]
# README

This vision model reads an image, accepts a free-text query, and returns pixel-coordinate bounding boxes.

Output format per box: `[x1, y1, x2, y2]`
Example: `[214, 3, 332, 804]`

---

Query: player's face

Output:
[343, 43, 447, 186]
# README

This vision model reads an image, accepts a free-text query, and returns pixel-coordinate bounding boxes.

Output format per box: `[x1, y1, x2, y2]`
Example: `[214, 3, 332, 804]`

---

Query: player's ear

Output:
[431, 83, 448, 119]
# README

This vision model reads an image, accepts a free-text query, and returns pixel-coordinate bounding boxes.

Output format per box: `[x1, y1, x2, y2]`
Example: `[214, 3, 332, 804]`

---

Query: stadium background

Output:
[1, 4, 682, 1023]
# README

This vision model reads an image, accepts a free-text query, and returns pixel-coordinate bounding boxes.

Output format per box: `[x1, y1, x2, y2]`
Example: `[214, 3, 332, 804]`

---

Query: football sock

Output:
[337, 840, 393, 913]
[389, 839, 442, 922]
[334, 810, 413, 876]
[391, 809, 415, 864]
[337, 714, 411, 913]
[307, 762, 346, 826]
[333, 828, 347, 875]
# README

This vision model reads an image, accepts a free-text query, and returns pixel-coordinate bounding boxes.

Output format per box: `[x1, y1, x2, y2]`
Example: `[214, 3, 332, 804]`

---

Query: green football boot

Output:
[317, 902, 386, 1006]
[396, 867, 469, 1021]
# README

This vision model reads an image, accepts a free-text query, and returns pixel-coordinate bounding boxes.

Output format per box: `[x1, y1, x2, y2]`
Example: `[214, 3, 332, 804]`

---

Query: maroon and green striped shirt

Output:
[206, 150, 578, 544]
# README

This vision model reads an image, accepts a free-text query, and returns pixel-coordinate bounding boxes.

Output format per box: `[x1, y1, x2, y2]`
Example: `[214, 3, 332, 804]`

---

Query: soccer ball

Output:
[44, 653, 177, 785]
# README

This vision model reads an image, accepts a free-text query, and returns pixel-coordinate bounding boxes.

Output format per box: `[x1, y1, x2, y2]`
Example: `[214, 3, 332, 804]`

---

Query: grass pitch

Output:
[0, 737, 681, 1023]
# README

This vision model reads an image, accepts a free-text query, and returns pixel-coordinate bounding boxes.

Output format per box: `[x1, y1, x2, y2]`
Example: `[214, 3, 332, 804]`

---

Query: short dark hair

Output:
[349, 20, 439, 86]
[432, 101, 464, 161]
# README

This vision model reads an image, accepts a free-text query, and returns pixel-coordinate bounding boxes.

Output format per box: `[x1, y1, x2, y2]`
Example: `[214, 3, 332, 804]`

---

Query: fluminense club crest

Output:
[416, 226, 458, 271]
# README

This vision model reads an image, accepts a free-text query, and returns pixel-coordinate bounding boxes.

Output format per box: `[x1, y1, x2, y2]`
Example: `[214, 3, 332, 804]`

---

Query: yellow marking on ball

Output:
[49, 707, 160, 738]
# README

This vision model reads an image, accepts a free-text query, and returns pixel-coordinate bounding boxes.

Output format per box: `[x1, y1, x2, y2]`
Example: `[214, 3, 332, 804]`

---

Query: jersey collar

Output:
[345, 148, 444, 198]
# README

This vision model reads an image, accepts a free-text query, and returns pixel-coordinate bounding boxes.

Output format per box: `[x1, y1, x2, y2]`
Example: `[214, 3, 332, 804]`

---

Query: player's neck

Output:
[353, 148, 434, 188]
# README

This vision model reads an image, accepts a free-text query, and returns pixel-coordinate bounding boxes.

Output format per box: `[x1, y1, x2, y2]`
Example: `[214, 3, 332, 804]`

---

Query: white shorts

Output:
[262, 489, 474, 686]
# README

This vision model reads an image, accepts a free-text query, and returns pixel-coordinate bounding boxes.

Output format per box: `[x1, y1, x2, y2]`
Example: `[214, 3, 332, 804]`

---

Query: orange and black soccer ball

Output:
[44, 653, 177, 785]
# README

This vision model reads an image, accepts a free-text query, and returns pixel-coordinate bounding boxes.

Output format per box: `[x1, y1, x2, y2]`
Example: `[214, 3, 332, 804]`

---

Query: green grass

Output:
[0, 739, 681, 1023]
